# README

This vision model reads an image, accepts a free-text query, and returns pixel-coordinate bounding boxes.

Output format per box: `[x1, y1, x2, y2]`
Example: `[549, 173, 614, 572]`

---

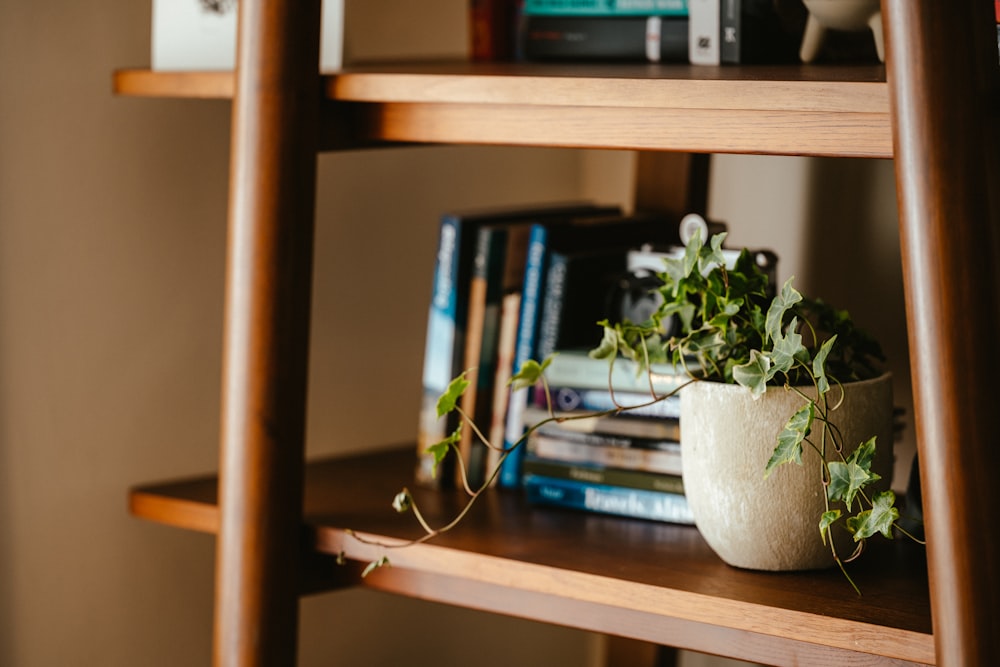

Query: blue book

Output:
[524, 0, 688, 16]
[524, 474, 694, 524]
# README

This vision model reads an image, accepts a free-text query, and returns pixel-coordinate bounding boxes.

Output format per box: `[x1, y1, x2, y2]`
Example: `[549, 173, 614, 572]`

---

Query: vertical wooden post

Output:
[213, 0, 321, 664]
[883, 0, 1000, 663]
[633, 152, 710, 218]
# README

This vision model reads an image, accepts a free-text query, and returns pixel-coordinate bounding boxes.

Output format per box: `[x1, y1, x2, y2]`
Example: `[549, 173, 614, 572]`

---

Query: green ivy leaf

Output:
[425, 427, 461, 477]
[664, 228, 702, 291]
[819, 509, 842, 545]
[812, 334, 837, 395]
[509, 357, 552, 391]
[361, 555, 390, 578]
[846, 491, 899, 541]
[590, 325, 620, 360]
[765, 278, 803, 344]
[733, 349, 774, 399]
[698, 231, 728, 274]
[770, 317, 804, 375]
[436, 372, 470, 418]
[828, 459, 879, 512]
[765, 401, 814, 475]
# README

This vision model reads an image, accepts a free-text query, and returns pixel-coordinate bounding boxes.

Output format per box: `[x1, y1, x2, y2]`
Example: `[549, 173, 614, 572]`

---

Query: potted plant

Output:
[587, 230, 916, 587]
[353, 230, 921, 591]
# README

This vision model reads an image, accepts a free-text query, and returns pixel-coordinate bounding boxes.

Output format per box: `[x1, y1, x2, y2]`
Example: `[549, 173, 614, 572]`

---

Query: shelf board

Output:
[130, 446, 933, 666]
[113, 62, 892, 158]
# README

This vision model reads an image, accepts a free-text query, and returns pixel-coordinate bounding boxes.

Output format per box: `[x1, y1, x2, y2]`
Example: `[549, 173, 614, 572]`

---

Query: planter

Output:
[680, 373, 894, 571]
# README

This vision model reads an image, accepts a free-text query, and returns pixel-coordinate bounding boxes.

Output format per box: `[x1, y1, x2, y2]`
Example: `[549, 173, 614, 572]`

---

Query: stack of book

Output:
[415, 200, 710, 525]
[519, 0, 690, 62]
[520, 351, 694, 525]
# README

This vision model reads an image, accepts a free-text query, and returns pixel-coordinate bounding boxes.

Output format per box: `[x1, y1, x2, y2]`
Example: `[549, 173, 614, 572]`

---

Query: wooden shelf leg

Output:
[883, 0, 1000, 664]
[212, 0, 322, 665]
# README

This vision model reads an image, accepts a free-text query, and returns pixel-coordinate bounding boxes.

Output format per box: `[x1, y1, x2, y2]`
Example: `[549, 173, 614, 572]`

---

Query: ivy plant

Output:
[350, 230, 922, 593]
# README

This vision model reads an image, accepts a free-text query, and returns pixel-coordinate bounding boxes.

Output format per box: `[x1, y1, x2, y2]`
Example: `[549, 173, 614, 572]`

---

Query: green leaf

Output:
[664, 228, 702, 291]
[590, 325, 620, 360]
[733, 349, 774, 399]
[698, 232, 729, 274]
[425, 427, 461, 477]
[846, 491, 899, 541]
[509, 357, 552, 391]
[812, 334, 837, 394]
[361, 556, 390, 578]
[770, 317, 804, 375]
[819, 509, 842, 545]
[765, 278, 803, 344]
[765, 401, 814, 475]
[828, 460, 878, 511]
[436, 372, 470, 418]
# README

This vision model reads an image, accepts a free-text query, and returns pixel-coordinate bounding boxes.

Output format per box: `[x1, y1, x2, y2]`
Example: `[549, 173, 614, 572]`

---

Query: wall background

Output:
[0, 1, 911, 665]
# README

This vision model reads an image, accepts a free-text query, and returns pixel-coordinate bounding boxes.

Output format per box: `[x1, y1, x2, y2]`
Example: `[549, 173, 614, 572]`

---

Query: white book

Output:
[687, 0, 720, 65]
[151, 0, 344, 72]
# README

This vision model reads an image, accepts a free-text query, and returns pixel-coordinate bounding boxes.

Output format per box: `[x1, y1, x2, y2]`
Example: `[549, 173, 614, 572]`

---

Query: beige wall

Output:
[0, 1, 911, 665]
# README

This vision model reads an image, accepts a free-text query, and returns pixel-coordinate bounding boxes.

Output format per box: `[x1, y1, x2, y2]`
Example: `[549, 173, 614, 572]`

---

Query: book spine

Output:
[534, 250, 568, 361]
[416, 216, 466, 485]
[545, 386, 682, 419]
[687, 0, 720, 64]
[499, 223, 550, 488]
[523, 0, 688, 16]
[524, 474, 694, 524]
[719, 0, 740, 64]
[484, 291, 522, 483]
[528, 432, 683, 475]
[523, 456, 685, 494]
[533, 416, 682, 448]
[521, 15, 689, 62]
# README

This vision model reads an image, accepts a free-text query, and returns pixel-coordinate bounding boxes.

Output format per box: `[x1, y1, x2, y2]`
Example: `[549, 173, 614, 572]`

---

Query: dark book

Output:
[524, 405, 682, 442]
[720, 0, 805, 64]
[520, 15, 689, 62]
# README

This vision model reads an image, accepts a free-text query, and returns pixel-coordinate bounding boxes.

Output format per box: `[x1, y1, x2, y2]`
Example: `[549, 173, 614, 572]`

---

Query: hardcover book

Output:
[719, 0, 805, 64]
[520, 15, 689, 62]
[522, 455, 685, 494]
[523, 0, 688, 16]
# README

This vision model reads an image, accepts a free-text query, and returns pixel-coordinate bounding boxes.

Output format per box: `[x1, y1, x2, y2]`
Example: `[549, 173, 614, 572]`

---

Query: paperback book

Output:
[520, 15, 689, 62]
[524, 473, 694, 524]
[523, 0, 688, 16]
[522, 455, 685, 494]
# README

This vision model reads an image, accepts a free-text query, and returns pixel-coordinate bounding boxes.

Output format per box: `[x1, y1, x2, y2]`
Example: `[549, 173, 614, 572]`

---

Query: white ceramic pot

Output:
[800, 0, 884, 63]
[680, 373, 893, 571]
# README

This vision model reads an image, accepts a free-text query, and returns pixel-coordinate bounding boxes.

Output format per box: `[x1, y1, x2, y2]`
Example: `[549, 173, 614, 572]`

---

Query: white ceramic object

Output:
[680, 373, 894, 571]
[800, 0, 884, 63]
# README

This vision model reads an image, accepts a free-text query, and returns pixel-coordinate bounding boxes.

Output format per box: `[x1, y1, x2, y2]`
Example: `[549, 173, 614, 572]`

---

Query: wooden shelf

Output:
[131, 446, 933, 666]
[113, 62, 892, 157]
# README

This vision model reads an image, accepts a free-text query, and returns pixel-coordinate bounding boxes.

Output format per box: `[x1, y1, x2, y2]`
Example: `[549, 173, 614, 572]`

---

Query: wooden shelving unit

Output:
[115, 1, 1000, 665]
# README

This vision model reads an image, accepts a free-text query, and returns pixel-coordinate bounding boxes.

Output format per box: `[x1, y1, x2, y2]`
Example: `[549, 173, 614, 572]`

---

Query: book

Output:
[522, 455, 685, 494]
[525, 405, 681, 442]
[484, 291, 522, 483]
[542, 349, 689, 395]
[527, 430, 683, 475]
[719, 0, 804, 65]
[523, 0, 688, 16]
[524, 473, 694, 524]
[687, 0, 720, 64]
[418, 202, 615, 487]
[520, 15, 689, 62]
[535, 248, 634, 360]
[497, 214, 681, 488]
[542, 385, 682, 419]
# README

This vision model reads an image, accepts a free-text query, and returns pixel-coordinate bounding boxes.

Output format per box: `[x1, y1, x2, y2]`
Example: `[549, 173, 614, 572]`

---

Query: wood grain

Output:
[884, 0, 1000, 664]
